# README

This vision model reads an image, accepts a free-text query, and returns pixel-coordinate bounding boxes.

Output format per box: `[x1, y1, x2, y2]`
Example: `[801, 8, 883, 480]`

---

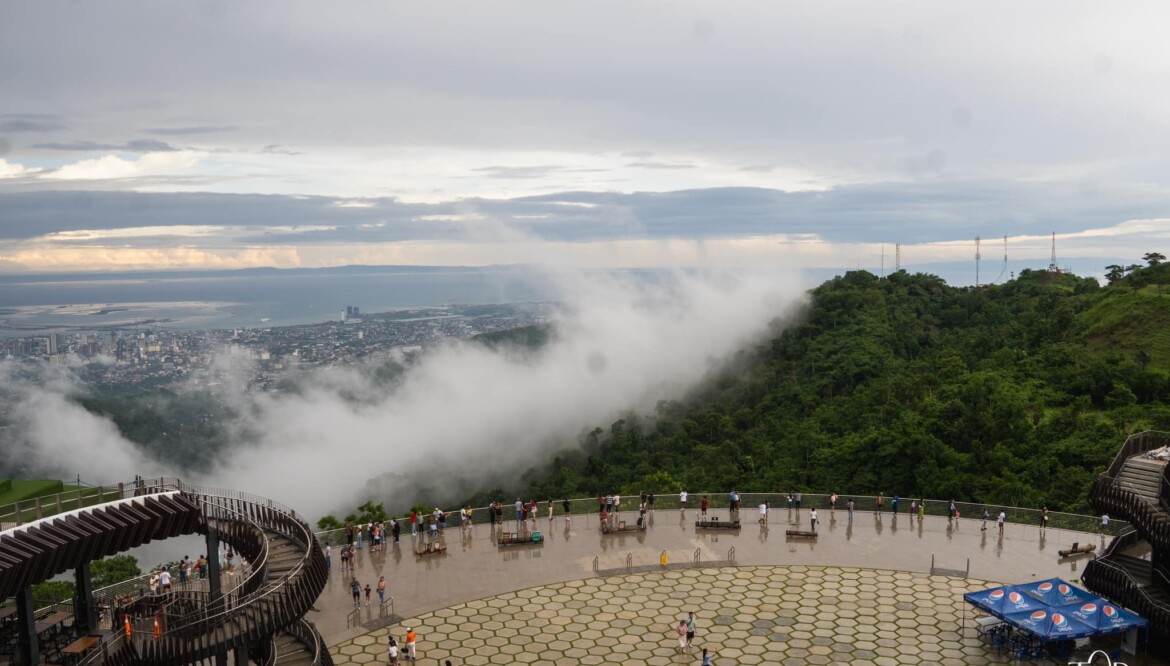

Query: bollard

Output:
[661, 550, 669, 568]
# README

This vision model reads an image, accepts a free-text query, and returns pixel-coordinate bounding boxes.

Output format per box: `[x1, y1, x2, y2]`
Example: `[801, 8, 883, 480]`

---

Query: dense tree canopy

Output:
[463, 267, 1170, 515]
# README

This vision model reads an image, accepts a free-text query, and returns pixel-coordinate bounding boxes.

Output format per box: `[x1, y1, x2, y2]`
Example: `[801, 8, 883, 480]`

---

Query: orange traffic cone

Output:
[124, 615, 131, 639]
[152, 616, 161, 640]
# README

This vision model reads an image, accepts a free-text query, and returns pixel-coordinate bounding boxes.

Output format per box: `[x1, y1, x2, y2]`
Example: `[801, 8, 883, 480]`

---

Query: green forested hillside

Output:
[497, 267, 1170, 514]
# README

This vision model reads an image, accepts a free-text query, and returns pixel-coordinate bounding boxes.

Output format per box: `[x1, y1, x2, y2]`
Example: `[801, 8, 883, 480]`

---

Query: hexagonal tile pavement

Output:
[328, 566, 1033, 664]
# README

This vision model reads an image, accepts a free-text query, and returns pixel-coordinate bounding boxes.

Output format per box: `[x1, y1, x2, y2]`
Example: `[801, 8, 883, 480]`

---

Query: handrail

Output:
[313, 492, 1124, 544]
[75, 479, 327, 666]
[1100, 430, 1170, 482]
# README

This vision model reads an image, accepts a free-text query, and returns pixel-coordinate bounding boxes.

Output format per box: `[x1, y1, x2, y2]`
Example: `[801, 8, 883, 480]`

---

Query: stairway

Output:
[272, 630, 317, 666]
[1114, 457, 1166, 501]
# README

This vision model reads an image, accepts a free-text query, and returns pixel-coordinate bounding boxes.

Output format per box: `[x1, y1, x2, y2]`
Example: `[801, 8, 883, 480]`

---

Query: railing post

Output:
[35, 496, 43, 520]
[14, 500, 21, 526]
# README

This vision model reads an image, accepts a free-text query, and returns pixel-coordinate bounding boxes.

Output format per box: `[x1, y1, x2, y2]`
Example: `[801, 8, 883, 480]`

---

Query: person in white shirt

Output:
[810, 508, 819, 532]
[997, 510, 1006, 536]
[758, 502, 768, 525]
[680, 490, 688, 513]
[158, 568, 172, 593]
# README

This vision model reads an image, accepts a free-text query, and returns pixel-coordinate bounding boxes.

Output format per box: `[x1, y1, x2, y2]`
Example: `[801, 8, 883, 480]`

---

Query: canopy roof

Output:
[963, 578, 1148, 641]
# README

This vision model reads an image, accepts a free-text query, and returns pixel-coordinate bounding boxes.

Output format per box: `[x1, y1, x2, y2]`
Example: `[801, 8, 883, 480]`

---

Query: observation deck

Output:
[313, 495, 1129, 664]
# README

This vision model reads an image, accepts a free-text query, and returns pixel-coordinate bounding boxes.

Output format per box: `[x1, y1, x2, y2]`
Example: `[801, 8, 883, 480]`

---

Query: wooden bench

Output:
[35, 611, 73, 635]
[62, 636, 100, 661]
[695, 517, 740, 530]
[785, 530, 818, 539]
[498, 531, 543, 546]
[602, 520, 646, 534]
[1058, 542, 1096, 558]
[414, 542, 447, 557]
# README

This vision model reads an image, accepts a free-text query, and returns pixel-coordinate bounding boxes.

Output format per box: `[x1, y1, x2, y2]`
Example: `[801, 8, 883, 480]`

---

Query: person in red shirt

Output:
[700, 496, 709, 517]
[410, 511, 418, 536]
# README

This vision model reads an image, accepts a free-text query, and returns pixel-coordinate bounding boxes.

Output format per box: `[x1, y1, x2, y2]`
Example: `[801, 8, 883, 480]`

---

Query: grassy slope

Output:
[1081, 284, 1170, 372]
[0, 479, 66, 505]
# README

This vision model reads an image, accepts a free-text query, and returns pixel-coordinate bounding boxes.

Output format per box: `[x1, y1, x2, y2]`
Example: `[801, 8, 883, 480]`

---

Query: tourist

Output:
[700, 496, 709, 516]
[730, 490, 740, 511]
[846, 498, 854, 519]
[351, 578, 361, 608]
[410, 511, 418, 536]
[680, 489, 688, 513]
[178, 556, 189, 586]
[810, 508, 818, 532]
[648, 492, 655, 513]
[364, 583, 372, 608]
[1041, 504, 1049, 529]
[459, 506, 468, 530]
[918, 499, 925, 521]
[605, 493, 614, 514]
[910, 498, 917, 518]
[548, 499, 554, 519]
[387, 637, 399, 665]
[598, 494, 605, 514]
[981, 509, 989, 531]
[786, 493, 793, 510]
[614, 493, 622, 516]
[325, 544, 332, 571]
[1101, 513, 1110, 535]
[758, 501, 768, 525]
[675, 620, 687, 653]
[405, 627, 417, 662]
[197, 554, 207, 579]
[530, 499, 539, 525]
[685, 611, 697, 650]
[997, 510, 1006, 536]
[830, 493, 837, 515]
[795, 492, 802, 510]
[701, 647, 716, 665]
[948, 499, 957, 520]
[563, 498, 571, 517]
[875, 493, 884, 514]
[158, 567, 172, 594]
[392, 518, 401, 544]
[357, 523, 364, 550]
[892, 495, 899, 515]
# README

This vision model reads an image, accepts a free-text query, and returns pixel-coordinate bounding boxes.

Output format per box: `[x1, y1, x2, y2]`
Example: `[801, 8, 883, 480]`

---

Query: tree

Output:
[91, 555, 141, 588]
[1104, 265, 1125, 285]
[317, 515, 342, 531]
[1144, 252, 1166, 267]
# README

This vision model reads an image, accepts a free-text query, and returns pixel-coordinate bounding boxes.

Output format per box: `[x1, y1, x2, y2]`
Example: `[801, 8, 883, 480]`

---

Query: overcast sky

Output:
[1, 1, 1168, 278]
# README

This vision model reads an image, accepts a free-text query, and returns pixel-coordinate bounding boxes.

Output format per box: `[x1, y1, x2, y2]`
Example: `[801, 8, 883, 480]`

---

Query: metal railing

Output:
[0, 480, 161, 529]
[74, 479, 328, 666]
[1100, 430, 1170, 482]
[313, 492, 1122, 545]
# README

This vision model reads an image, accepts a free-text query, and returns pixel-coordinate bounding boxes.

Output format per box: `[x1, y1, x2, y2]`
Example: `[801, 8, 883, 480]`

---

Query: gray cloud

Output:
[2, 180, 1167, 248]
[32, 139, 179, 152]
[0, 114, 69, 133]
[147, 125, 237, 136]
[626, 162, 696, 170]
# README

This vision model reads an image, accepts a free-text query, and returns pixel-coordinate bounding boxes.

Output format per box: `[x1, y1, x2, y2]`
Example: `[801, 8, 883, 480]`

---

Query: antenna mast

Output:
[895, 244, 901, 272]
[975, 236, 981, 287]
[1048, 231, 1058, 271]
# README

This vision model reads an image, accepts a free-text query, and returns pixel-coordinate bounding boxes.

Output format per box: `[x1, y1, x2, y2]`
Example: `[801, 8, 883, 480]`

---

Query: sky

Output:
[1, 1, 1169, 280]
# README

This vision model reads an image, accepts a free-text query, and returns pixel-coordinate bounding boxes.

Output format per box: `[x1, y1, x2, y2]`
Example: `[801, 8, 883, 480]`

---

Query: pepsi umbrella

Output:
[1061, 599, 1149, 636]
[1017, 578, 1093, 607]
[1002, 606, 1099, 640]
[963, 585, 1043, 619]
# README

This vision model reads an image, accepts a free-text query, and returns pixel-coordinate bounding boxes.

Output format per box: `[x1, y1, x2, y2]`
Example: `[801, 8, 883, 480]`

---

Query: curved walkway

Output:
[313, 508, 1109, 653]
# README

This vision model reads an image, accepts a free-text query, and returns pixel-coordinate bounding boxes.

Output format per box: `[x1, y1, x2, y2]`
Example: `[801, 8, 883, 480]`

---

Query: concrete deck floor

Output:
[314, 509, 1158, 665]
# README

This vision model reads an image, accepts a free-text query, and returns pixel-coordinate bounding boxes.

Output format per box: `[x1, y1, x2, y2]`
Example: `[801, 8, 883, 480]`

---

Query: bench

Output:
[785, 530, 818, 539]
[62, 635, 100, 662]
[35, 611, 73, 635]
[695, 517, 740, 530]
[602, 520, 646, 534]
[498, 531, 543, 546]
[414, 542, 447, 557]
[1058, 542, 1096, 558]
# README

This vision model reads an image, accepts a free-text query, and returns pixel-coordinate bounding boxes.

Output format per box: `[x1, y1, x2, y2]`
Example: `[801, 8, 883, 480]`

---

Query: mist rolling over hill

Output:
[0, 267, 802, 517]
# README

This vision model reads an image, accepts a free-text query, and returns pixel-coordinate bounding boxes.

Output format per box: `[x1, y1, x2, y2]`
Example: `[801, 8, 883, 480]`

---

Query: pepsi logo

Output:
[1080, 603, 1097, 615]
[1009, 592, 1024, 604]
[1103, 605, 1117, 618]
[1037, 582, 1053, 593]
[1053, 613, 1068, 627]
[989, 589, 1004, 601]
[1030, 610, 1047, 622]
[1059, 584, 1071, 595]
